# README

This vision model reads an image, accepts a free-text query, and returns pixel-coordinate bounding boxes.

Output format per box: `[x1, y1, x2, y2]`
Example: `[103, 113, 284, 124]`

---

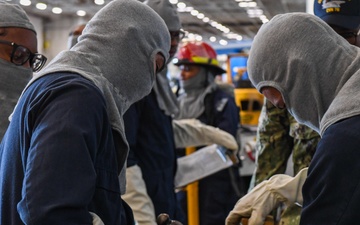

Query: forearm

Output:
[172, 119, 238, 150]
[18, 84, 105, 224]
[253, 99, 293, 185]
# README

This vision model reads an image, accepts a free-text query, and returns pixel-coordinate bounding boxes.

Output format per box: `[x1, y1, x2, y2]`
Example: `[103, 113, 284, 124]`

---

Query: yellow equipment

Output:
[226, 53, 264, 126]
[185, 147, 199, 225]
[234, 88, 263, 126]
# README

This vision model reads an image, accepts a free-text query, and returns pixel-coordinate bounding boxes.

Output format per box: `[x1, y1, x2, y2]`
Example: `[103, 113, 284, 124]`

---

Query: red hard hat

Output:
[174, 41, 226, 75]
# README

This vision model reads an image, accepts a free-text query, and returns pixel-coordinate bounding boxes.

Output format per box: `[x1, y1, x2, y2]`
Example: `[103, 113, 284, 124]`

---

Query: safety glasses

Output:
[0, 40, 47, 72]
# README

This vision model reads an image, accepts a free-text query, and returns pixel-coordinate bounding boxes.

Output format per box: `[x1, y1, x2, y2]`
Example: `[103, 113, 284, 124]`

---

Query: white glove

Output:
[172, 119, 238, 151]
[89, 212, 105, 225]
[226, 168, 308, 225]
[121, 165, 157, 225]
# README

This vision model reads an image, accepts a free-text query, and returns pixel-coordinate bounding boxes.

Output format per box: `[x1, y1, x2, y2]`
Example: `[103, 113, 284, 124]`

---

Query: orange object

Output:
[185, 147, 199, 225]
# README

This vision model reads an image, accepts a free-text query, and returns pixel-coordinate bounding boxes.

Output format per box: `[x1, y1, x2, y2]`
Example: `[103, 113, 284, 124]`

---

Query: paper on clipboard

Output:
[174, 144, 234, 188]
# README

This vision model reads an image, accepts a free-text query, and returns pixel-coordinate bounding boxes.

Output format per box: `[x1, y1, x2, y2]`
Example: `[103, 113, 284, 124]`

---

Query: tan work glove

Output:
[121, 165, 157, 225]
[172, 119, 238, 151]
[226, 168, 308, 225]
[89, 212, 105, 225]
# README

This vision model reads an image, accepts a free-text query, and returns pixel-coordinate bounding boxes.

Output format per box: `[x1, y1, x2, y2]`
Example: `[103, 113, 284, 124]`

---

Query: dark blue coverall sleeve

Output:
[124, 101, 142, 167]
[0, 74, 125, 225]
[301, 115, 360, 224]
[17, 77, 108, 224]
[123, 91, 181, 221]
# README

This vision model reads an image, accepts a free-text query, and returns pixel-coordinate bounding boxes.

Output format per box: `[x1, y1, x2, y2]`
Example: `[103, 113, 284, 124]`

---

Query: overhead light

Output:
[36, 3, 47, 10]
[219, 39, 228, 46]
[177, 2, 186, 9]
[209, 36, 216, 42]
[190, 10, 199, 16]
[226, 33, 241, 39]
[187, 33, 195, 39]
[52, 7, 62, 14]
[259, 15, 269, 23]
[259, 15, 267, 19]
[172, 58, 179, 64]
[94, 0, 104, 5]
[215, 24, 223, 29]
[19, 0, 31, 6]
[179, 2, 243, 45]
[222, 28, 230, 33]
[248, 2, 257, 7]
[197, 13, 205, 19]
[77, 10, 86, 17]
[247, 8, 263, 15]
[210, 21, 218, 27]
[239, 2, 257, 7]
[177, 6, 193, 12]
[169, 0, 178, 4]
[202, 17, 210, 23]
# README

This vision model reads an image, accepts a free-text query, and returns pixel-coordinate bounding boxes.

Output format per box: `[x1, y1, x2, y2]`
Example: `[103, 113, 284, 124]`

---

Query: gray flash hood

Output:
[145, 0, 182, 117]
[248, 13, 360, 136]
[144, 0, 181, 31]
[0, 1, 36, 34]
[12, 0, 170, 193]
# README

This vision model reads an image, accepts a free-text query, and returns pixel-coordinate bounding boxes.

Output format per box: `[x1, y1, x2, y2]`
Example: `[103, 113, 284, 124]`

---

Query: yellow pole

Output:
[185, 147, 199, 225]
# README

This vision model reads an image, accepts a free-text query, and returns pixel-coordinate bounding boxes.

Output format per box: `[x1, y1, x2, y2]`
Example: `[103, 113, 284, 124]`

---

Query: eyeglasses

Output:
[338, 31, 358, 46]
[0, 40, 47, 72]
[169, 30, 186, 41]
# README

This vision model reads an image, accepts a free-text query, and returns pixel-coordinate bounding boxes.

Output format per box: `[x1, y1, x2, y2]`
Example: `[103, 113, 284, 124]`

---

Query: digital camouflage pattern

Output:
[250, 98, 320, 225]
[278, 204, 301, 225]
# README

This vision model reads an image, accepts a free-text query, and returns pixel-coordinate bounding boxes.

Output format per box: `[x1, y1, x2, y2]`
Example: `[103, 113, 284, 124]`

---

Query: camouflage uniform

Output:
[250, 98, 320, 225]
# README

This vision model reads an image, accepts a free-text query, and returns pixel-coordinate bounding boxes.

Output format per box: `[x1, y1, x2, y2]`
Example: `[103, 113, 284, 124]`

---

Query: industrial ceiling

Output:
[8, 0, 307, 45]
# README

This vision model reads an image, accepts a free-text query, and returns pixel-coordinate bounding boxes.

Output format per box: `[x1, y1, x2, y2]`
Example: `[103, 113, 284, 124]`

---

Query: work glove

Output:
[226, 167, 308, 225]
[121, 165, 157, 225]
[89, 212, 104, 225]
[172, 119, 238, 151]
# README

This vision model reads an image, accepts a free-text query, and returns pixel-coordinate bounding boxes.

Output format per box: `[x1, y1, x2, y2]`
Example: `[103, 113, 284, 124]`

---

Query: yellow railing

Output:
[185, 147, 199, 225]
